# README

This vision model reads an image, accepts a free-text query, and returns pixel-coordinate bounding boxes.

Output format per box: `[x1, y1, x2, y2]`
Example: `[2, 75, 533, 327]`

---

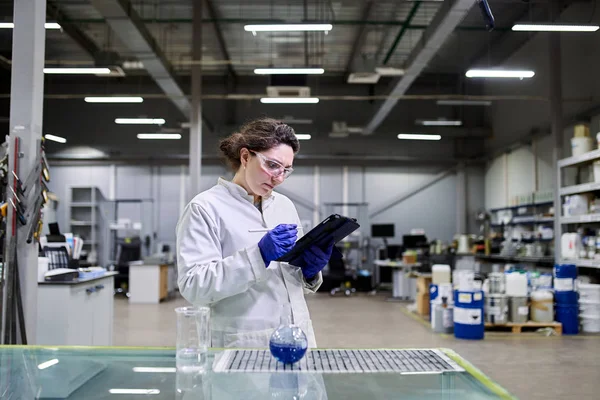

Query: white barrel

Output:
[579, 283, 600, 303]
[579, 300, 600, 318]
[581, 316, 600, 333]
[531, 290, 554, 323]
[506, 273, 528, 297]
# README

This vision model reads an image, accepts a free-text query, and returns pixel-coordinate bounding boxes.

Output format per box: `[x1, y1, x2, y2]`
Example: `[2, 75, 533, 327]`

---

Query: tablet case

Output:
[276, 214, 360, 263]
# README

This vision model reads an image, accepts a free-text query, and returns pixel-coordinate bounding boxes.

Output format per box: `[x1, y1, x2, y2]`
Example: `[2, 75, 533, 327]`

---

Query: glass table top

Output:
[0, 346, 515, 399]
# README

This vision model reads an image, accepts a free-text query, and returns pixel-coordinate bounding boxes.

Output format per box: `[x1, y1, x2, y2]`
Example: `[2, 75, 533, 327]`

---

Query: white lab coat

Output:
[176, 178, 322, 349]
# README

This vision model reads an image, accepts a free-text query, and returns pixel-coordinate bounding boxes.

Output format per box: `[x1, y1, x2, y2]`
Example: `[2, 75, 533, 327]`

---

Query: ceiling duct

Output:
[266, 74, 311, 98]
[347, 57, 380, 84]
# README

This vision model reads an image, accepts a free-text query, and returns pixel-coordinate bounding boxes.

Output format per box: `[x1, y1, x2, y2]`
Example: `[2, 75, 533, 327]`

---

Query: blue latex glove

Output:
[297, 240, 335, 279]
[258, 224, 298, 267]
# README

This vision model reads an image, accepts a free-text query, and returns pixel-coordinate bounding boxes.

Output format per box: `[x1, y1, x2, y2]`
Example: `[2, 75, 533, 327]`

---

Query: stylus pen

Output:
[248, 228, 270, 233]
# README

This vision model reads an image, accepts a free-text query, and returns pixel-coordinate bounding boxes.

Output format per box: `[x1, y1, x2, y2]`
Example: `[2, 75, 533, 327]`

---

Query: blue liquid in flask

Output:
[269, 325, 308, 364]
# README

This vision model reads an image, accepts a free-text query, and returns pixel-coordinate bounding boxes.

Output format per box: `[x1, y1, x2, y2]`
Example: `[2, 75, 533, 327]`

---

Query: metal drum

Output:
[485, 294, 508, 324]
[509, 296, 529, 323]
[488, 272, 505, 294]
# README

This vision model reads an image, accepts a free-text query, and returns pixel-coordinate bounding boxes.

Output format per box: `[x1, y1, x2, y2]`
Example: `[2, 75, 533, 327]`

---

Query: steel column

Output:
[1, 0, 47, 344]
[189, 0, 203, 199]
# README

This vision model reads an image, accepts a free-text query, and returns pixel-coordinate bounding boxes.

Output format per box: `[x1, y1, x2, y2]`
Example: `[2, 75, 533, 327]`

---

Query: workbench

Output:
[0, 346, 515, 399]
[374, 259, 421, 301]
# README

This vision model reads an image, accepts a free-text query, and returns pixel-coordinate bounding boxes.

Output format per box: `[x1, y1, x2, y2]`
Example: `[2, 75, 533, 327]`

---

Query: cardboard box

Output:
[416, 275, 432, 293]
[416, 293, 430, 317]
[574, 124, 590, 138]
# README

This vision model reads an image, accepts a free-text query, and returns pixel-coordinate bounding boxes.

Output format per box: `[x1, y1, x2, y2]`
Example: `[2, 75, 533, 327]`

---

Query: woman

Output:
[176, 118, 334, 348]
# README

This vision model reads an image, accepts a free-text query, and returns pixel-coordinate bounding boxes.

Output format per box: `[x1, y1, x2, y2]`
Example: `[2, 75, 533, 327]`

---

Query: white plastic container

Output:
[581, 316, 600, 333]
[579, 300, 600, 318]
[432, 264, 451, 285]
[531, 290, 554, 323]
[594, 161, 600, 183]
[456, 270, 475, 291]
[571, 136, 593, 157]
[579, 283, 600, 302]
[505, 273, 528, 297]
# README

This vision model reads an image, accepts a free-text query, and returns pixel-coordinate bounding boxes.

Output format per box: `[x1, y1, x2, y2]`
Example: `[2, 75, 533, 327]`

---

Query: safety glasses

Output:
[250, 151, 294, 179]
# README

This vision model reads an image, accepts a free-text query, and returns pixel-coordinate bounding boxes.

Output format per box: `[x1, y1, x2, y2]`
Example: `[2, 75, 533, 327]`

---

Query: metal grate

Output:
[213, 349, 464, 374]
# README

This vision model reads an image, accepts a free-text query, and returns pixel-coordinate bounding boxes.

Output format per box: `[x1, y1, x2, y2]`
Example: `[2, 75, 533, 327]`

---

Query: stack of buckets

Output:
[579, 283, 600, 333]
[453, 270, 485, 340]
[554, 264, 579, 335]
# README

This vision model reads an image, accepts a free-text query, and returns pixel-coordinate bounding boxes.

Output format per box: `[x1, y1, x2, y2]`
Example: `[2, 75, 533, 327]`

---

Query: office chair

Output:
[327, 247, 357, 297]
[113, 237, 142, 297]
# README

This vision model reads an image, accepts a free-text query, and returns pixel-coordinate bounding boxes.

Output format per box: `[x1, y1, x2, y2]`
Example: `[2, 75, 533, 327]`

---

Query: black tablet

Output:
[276, 214, 360, 263]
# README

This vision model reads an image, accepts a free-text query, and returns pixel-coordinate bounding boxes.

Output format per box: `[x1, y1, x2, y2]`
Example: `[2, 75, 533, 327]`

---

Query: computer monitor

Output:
[403, 234, 428, 249]
[371, 224, 395, 238]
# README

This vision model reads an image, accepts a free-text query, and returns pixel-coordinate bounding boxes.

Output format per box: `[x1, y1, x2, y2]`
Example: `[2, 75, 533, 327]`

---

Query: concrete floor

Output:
[114, 293, 600, 400]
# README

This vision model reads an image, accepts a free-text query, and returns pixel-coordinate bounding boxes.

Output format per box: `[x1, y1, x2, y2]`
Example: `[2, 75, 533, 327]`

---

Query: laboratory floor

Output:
[114, 293, 600, 400]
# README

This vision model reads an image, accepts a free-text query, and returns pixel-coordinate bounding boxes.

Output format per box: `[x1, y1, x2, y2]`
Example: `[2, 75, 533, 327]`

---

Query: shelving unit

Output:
[68, 186, 109, 266]
[557, 149, 600, 269]
[475, 255, 555, 265]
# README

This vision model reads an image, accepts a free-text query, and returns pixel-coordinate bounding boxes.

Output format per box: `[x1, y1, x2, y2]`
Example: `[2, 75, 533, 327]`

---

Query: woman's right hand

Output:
[258, 224, 298, 267]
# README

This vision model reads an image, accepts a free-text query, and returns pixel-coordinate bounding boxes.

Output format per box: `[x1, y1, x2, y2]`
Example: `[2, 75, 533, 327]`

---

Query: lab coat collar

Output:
[217, 178, 275, 209]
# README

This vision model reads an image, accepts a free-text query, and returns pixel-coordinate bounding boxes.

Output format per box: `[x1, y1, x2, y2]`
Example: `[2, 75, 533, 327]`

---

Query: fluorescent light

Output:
[295, 134, 311, 140]
[437, 100, 492, 106]
[109, 389, 160, 395]
[465, 69, 535, 79]
[115, 118, 165, 125]
[132, 367, 176, 373]
[85, 97, 144, 103]
[137, 133, 181, 140]
[260, 97, 319, 104]
[245, 24, 332, 32]
[38, 359, 59, 370]
[279, 117, 313, 124]
[417, 120, 462, 126]
[375, 67, 405, 76]
[512, 24, 599, 32]
[254, 68, 324, 75]
[0, 22, 61, 29]
[398, 134, 441, 141]
[270, 37, 304, 43]
[45, 134, 67, 143]
[44, 67, 111, 75]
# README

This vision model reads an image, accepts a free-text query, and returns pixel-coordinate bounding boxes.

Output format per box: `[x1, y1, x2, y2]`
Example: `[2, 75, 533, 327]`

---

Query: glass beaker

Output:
[175, 306, 210, 372]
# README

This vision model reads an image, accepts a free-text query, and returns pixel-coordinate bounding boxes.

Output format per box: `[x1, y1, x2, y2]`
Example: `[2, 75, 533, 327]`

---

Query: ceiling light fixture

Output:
[260, 97, 319, 104]
[398, 134, 442, 141]
[43, 67, 111, 75]
[465, 69, 535, 79]
[132, 367, 176, 373]
[416, 120, 462, 126]
[137, 133, 181, 140]
[436, 100, 492, 106]
[295, 134, 312, 140]
[108, 389, 160, 395]
[37, 359, 59, 370]
[279, 117, 313, 124]
[85, 96, 144, 103]
[254, 68, 324, 75]
[245, 24, 332, 33]
[115, 118, 165, 125]
[512, 23, 599, 32]
[44, 134, 67, 143]
[0, 22, 61, 29]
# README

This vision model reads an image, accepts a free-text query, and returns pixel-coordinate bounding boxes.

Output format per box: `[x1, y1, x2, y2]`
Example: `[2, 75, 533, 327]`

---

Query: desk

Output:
[129, 263, 177, 304]
[0, 346, 515, 399]
[374, 260, 421, 301]
[37, 272, 116, 346]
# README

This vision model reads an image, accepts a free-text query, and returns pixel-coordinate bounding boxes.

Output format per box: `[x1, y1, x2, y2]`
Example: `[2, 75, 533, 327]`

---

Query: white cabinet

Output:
[129, 263, 176, 304]
[37, 274, 115, 346]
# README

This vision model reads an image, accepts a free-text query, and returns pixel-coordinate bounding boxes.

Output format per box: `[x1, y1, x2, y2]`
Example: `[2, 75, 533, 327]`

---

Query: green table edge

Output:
[440, 348, 517, 400]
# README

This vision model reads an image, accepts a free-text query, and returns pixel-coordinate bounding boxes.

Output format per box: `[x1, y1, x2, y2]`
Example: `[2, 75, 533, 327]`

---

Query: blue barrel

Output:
[453, 290, 485, 340]
[556, 304, 579, 335]
[554, 264, 577, 292]
[429, 284, 439, 321]
[555, 290, 579, 305]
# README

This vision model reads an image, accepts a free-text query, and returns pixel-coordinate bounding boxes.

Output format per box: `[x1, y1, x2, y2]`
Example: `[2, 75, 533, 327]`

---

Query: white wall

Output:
[484, 135, 556, 209]
[48, 162, 486, 267]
